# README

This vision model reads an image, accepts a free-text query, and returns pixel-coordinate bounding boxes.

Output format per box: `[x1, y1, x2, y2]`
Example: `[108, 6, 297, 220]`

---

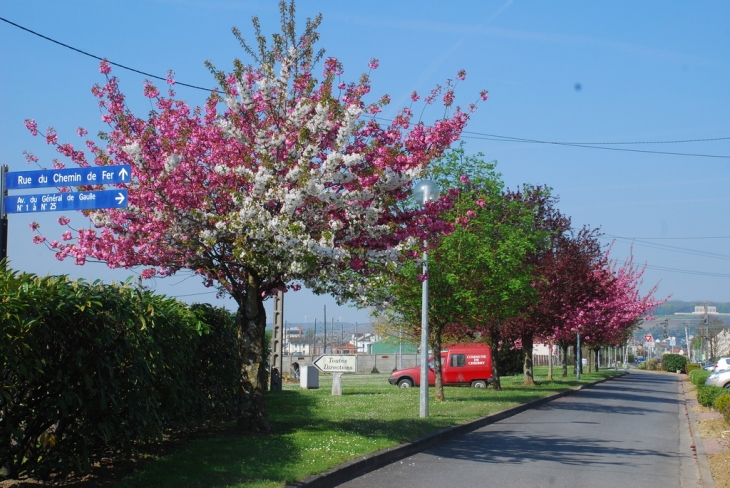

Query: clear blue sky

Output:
[1, 1, 728, 327]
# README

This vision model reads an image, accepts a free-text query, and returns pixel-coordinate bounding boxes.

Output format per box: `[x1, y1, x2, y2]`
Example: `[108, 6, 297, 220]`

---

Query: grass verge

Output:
[115, 367, 621, 488]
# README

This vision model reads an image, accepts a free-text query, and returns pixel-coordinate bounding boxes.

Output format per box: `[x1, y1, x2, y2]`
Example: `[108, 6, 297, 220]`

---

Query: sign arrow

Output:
[313, 355, 357, 373]
[5, 189, 129, 214]
[6, 165, 132, 190]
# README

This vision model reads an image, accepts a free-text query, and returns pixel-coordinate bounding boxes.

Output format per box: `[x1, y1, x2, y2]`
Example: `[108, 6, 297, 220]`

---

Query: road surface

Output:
[339, 371, 702, 487]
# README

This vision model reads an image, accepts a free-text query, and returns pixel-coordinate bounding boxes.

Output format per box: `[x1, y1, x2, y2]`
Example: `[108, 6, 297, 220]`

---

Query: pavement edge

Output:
[682, 377, 716, 488]
[286, 372, 629, 488]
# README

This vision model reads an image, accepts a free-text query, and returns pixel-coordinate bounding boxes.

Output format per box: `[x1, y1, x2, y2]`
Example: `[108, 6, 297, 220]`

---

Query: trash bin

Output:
[300, 365, 319, 389]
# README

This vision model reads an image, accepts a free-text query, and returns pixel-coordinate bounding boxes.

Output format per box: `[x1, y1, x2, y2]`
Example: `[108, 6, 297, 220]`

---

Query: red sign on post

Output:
[644, 334, 654, 343]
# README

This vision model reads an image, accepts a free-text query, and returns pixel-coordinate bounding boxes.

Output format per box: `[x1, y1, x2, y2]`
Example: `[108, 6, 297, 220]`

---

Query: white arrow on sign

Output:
[115, 193, 125, 205]
[313, 355, 357, 373]
[118, 167, 129, 180]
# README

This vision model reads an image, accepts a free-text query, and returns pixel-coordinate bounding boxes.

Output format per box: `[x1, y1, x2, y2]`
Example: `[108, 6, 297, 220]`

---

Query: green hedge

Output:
[715, 394, 730, 421]
[0, 267, 239, 479]
[698, 385, 729, 407]
[686, 363, 701, 374]
[690, 369, 711, 388]
[662, 354, 688, 373]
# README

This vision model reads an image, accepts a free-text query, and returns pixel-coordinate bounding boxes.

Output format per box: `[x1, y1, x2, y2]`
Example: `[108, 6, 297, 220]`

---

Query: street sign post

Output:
[313, 355, 357, 373]
[6, 165, 130, 190]
[5, 190, 128, 214]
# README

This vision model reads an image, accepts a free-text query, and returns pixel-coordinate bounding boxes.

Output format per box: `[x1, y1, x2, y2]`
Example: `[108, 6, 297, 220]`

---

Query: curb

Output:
[683, 378, 716, 488]
[286, 372, 629, 488]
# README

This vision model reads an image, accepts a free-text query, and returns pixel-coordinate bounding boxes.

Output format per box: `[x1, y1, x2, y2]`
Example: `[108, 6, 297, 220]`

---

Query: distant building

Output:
[676, 306, 730, 316]
[370, 336, 418, 354]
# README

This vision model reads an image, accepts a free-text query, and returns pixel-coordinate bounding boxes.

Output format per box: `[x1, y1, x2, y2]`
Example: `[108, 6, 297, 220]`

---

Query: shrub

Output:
[690, 369, 711, 388]
[638, 362, 647, 370]
[698, 385, 729, 407]
[0, 267, 239, 479]
[662, 354, 688, 373]
[646, 358, 659, 371]
[686, 363, 701, 374]
[715, 394, 730, 423]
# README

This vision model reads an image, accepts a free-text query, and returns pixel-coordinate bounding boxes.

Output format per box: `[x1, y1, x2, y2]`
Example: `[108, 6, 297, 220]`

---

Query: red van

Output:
[388, 343, 493, 388]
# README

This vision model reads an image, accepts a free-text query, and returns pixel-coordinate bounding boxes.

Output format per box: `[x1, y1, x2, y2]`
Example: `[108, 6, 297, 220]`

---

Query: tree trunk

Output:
[594, 347, 600, 372]
[522, 333, 535, 386]
[490, 335, 502, 390]
[561, 341, 569, 377]
[547, 343, 553, 381]
[433, 333, 445, 402]
[587, 347, 592, 374]
[235, 273, 272, 433]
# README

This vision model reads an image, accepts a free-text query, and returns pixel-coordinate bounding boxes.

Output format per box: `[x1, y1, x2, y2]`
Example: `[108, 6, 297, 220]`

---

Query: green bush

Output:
[698, 385, 729, 407]
[0, 267, 239, 479]
[662, 354, 688, 373]
[686, 363, 701, 374]
[638, 361, 647, 370]
[646, 358, 659, 371]
[690, 369, 711, 388]
[715, 394, 730, 423]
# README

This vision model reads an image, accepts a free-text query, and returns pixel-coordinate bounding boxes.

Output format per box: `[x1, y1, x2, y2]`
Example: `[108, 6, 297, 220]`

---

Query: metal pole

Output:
[420, 248, 429, 418]
[576, 333, 581, 380]
[0, 165, 8, 263]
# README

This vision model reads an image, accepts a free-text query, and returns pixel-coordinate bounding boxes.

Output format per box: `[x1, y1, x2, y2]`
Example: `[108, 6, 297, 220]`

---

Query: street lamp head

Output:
[413, 180, 441, 206]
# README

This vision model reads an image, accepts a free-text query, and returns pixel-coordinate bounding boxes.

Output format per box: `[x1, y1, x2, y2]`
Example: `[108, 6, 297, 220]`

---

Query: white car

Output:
[706, 369, 730, 389]
[712, 357, 730, 373]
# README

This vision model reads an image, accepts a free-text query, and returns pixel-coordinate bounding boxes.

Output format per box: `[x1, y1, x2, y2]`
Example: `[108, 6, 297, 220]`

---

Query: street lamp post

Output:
[413, 180, 440, 418]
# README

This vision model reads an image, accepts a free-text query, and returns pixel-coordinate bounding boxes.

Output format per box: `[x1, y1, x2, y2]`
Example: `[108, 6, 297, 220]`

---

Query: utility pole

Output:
[323, 305, 327, 355]
[270, 290, 284, 391]
[0, 165, 8, 263]
[705, 302, 710, 362]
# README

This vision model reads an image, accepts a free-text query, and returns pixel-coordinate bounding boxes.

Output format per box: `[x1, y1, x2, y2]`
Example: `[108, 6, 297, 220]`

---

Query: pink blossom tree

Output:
[25, 3, 482, 432]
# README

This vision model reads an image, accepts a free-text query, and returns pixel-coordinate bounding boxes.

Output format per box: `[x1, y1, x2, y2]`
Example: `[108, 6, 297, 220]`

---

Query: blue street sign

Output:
[6, 165, 131, 190]
[4, 190, 128, 214]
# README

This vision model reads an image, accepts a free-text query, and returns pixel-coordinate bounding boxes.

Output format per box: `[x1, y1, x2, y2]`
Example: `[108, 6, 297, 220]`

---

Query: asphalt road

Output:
[339, 371, 702, 488]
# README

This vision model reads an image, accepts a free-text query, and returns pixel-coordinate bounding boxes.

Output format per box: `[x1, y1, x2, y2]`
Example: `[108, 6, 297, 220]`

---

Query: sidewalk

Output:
[684, 375, 730, 487]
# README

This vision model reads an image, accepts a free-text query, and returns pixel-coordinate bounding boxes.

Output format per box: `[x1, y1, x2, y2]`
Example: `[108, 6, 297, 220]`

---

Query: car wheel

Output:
[398, 378, 413, 388]
[724, 382, 730, 389]
[471, 380, 487, 388]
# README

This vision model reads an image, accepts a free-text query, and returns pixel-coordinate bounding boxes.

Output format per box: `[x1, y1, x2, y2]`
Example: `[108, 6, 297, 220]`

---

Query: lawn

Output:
[115, 367, 622, 488]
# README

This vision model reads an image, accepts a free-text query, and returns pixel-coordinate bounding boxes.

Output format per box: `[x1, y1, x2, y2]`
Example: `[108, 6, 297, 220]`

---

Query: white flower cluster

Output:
[164, 154, 181, 173]
[122, 142, 144, 167]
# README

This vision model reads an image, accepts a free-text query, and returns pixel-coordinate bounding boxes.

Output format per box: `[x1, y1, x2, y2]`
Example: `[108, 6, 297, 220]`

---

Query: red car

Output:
[388, 343, 493, 388]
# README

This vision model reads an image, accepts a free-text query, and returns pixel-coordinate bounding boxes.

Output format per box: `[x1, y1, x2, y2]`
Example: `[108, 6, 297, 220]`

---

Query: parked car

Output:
[388, 343, 493, 388]
[712, 357, 730, 373]
[705, 369, 730, 389]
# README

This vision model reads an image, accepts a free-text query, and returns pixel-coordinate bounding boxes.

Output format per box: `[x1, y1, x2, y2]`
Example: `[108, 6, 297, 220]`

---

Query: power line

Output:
[602, 235, 730, 261]
[4, 16, 729, 159]
[461, 131, 730, 145]
[461, 133, 730, 159]
[0, 16, 213, 92]
[603, 235, 730, 240]
[643, 264, 730, 278]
